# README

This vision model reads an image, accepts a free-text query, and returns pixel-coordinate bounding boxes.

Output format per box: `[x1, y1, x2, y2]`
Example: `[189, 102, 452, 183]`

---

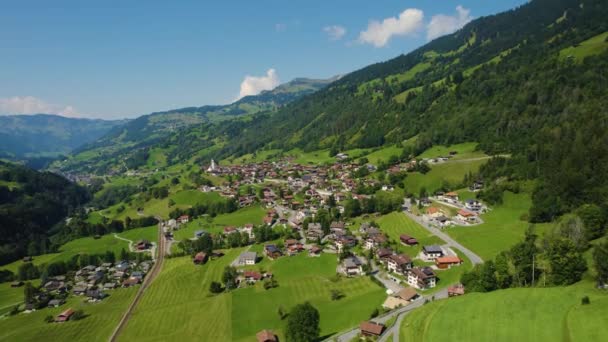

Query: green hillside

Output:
[400, 280, 608, 342]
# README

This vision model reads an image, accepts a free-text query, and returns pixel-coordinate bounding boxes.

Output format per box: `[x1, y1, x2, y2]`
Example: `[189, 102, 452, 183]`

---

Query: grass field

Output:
[1, 234, 130, 275]
[417, 142, 484, 160]
[119, 250, 385, 342]
[404, 158, 488, 195]
[446, 192, 531, 260]
[0, 287, 138, 342]
[559, 31, 608, 61]
[173, 205, 267, 240]
[400, 280, 608, 342]
[118, 225, 158, 244]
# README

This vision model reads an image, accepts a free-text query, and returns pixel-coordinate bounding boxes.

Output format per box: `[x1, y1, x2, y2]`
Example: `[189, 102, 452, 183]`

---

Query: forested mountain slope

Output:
[0, 161, 90, 264]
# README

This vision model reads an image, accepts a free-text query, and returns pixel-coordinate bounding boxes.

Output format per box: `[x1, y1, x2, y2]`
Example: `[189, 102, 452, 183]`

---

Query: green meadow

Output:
[0, 287, 138, 342]
[119, 250, 385, 342]
[559, 31, 608, 61]
[446, 191, 532, 260]
[400, 280, 608, 342]
[404, 157, 488, 195]
[173, 205, 267, 241]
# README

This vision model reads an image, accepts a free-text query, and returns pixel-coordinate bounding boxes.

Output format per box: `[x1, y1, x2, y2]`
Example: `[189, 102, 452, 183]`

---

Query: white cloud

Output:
[323, 25, 347, 41]
[427, 6, 473, 41]
[0, 96, 80, 117]
[237, 69, 280, 100]
[358, 8, 424, 47]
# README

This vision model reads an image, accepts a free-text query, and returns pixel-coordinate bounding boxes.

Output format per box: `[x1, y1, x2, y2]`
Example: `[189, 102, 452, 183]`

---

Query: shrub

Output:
[581, 296, 590, 305]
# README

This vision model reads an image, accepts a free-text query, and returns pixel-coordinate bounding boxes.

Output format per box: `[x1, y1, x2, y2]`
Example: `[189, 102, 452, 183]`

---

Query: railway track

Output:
[108, 218, 166, 342]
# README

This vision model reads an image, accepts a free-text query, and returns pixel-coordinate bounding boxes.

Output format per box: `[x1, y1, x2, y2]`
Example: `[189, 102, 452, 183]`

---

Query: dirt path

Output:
[108, 219, 166, 342]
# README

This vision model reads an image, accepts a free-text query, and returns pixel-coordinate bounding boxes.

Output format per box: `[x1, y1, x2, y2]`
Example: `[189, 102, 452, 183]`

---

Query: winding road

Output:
[108, 217, 166, 342]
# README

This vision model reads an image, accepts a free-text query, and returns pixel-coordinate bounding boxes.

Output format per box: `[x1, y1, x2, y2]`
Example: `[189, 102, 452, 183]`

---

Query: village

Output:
[155, 155, 485, 341]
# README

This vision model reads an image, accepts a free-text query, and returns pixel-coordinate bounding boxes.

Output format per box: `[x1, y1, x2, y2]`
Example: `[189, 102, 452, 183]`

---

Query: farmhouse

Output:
[335, 235, 357, 253]
[10, 281, 24, 287]
[422, 245, 444, 260]
[376, 247, 393, 260]
[465, 199, 482, 211]
[407, 267, 437, 290]
[426, 207, 443, 218]
[435, 256, 462, 269]
[360, 321, 385, 337]
[177, 215, 190, 224]
[55, 308, 74, 322]
[237, 251, 257, 265]
[242, 270, 262, 284]
[193, 252, 208, 265]
[306, 222, 324, 240]
[256, 330, 278, 342]
[400, 234, 418, 246]
[364, 234, 387, 250]
[264, 245, 282, 259]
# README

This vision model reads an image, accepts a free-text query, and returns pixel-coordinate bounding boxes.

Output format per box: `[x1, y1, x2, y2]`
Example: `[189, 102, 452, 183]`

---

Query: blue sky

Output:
[0, 0, 526, 119]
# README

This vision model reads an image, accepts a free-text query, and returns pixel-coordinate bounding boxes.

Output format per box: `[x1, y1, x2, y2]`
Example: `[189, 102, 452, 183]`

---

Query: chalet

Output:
[306, 222, 324, 240]
[309, 245, 322, 257]
[335, 235, 356, 253]
[436, 215, 450, 226]
[407, 267, 436, 290]
[341, 256, 363, 276]
[193, 252, 208, 265]
[360, 321, 385, 337]
[122, 276, 141, 287]
[396, 287, 419, 302]
[364, 234, 387, 250]
[242, 224, 255, 239]
[426, 207, 443, 218]
[223, 226, 238, 234]
[448, 284, 466, 297]
[469, 180, 484, 192]
[73, 285, 88, 295]
[10, 281, 24, 288]
[456, 209, 477, 223]
[55, 308, 74, 322]
[330, 221, 346, 233]
[103, 283, 117, 290]
[86, 289, 108, 301]
[48, 299, 65, 308]
[444, 192, 459, 203]
[256, 329, 278, 342]
[465, 199, 483, 211]
[387, 254, 413, 274]
[400, 234, 418, 246]
[135, 239, 151, 250]
[376, 247, 393, 260]
[177, 215, 190, 224]
[435, 256, 462, 269]
[238, 251, 257, 265]
[264, 245, 282, 259]
[286, 241, 304, 255]
[422, 245, 444, 260]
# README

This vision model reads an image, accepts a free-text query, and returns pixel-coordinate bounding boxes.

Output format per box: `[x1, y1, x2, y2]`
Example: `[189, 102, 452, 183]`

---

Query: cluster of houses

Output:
[418, 191, 489, 227]
[12, 260, 152, 315]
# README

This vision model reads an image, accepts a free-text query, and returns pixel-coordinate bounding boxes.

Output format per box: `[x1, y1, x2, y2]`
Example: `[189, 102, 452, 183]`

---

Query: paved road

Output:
[109, 217, 167, 342]
[403, 199, 483, 265]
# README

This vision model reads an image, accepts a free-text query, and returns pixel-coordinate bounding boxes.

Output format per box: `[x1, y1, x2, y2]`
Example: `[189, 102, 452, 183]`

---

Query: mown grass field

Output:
[400, 280, 608, 342]
[118, 225, 158, 244]
[232, 253, 386, 341]
[119, 250, 385, 342]
[0, 287, 138, 342]
[404, 157, 488, 195]
[173, 205, 267, 240]
[417, 142, 484, 160]
[446, 192, 531, 260]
